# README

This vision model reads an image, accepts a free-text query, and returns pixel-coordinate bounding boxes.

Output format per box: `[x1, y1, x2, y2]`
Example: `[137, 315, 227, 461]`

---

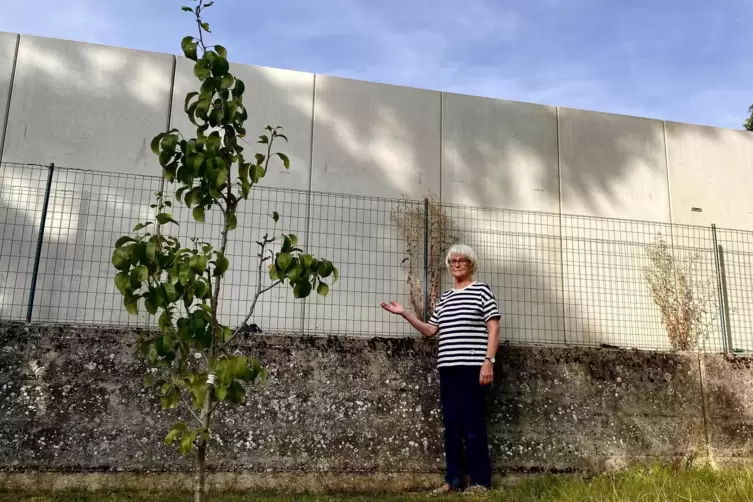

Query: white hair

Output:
[445, 244, 478, 276]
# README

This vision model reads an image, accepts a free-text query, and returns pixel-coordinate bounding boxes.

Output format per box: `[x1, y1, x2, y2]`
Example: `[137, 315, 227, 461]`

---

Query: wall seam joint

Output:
[556, 106, 568, 345]
[0, 33, 21, 163]
[301, 73, 317, 336]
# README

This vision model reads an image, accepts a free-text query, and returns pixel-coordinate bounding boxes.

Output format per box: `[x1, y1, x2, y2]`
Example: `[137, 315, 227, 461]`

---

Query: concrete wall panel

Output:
[559, 108, 670, 222]
[441, 93, 559, 212]
[440, 94, 563, 343]
[2, 35, 173, 175]
[32, 169, 161, 326]
[311, 76, 441, 199]
[558, 109, 674, 349]
[304, 77, 441, 335]
[666, 122, 753, 230]
[0, 32, 19, 159]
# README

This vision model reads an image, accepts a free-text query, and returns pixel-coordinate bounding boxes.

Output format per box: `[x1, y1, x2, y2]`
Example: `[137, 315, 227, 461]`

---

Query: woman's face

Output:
[448, 254, 472, 281]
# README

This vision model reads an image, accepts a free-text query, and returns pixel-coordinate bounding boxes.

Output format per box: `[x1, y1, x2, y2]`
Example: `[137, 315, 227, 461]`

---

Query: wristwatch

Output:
[485, 356, 495, 364]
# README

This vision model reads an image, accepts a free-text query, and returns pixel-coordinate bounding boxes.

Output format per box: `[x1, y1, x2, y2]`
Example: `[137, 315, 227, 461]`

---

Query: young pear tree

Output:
[111, 1, 338, 500]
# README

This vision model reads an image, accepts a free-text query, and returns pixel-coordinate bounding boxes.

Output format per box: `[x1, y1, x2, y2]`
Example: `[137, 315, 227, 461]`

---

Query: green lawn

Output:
[3, 466, 753, 501]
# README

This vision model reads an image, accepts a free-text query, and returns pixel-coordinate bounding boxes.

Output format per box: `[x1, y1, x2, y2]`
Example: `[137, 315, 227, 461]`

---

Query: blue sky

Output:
[2, 0, 752, 130]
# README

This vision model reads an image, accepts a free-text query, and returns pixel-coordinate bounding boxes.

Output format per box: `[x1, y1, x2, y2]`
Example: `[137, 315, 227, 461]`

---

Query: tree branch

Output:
[180, 391, 203, 425]
[219, 235, 280, 351]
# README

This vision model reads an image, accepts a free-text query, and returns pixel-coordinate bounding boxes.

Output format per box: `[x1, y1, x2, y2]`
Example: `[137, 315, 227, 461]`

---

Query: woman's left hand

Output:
[480, 360, 493, 386]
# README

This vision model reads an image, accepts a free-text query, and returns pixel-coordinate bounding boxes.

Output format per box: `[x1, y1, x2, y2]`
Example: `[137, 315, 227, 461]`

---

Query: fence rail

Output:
[2, 161, 753, 353]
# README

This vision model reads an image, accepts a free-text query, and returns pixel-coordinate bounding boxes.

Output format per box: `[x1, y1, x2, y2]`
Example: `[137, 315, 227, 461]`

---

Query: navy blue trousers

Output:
[439, 365, 492, 489]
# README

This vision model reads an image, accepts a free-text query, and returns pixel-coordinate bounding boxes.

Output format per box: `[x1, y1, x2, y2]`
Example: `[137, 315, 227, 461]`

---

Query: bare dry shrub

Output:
[390, 192, 456, 320]
[644, 236, 716, 351]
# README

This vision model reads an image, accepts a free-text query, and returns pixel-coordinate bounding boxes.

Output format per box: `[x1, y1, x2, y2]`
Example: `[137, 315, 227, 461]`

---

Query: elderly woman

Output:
[381, 244, 500, 494]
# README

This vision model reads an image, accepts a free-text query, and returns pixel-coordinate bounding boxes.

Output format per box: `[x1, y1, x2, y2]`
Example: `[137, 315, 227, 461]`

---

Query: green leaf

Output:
[233, 79, 245, 96]
[193, 280, 208, 299]
[214, 167, 228, 189]
[227, 213, 237, 231]
[276, 152, 290, 169]
[333, 266, 339, 283]
[133, 222, 152, 232]
[193, 152, 205, 172]
[151, 133, 166, 155]
[214, 253, 229, 277]
[227, 381, 246, 404]
[112, 248, 131, 271]
[287, 264, 302, 282]
[193, 206, 205, 223]
[181, 36, 198, 61]
[201, 22, 211, 32]
[156, 213, 179, 226]
[252, 164, 265, 184]
[114, 272, 130, 295]
[164, 282, 179, 302]
[124, 295, 138, 315]
[184, 190, 198, 208]
[212, 56, 229, 77]
[146, 242, 156, 263]
[145, 297, 158, 315]
[276, 253, 292, 272]
[269, 265, 279, 281]
[215, 45, 227, 59]
[144, 374, 155, 388]
[293, 279, 312, 299]
[288, 234, 298, 247]
[179, 429, 198, 456]
[301, 254, 314, 271]
[318, 261, 334, 278]
[317, 282, 329, 297]
[190, 255, 208, 274]
[184, 91, 198, 113]
[215, 384, 228, 401]
[178, 264, 191, 286]
[165, 423, 187, 445]
[258, 135, 269, 144]
[220, 74, 234, 90]
[181, 6, 193, 12]
[281, 236, 292, 253]
[131, 265, 149, 283]
[271, 211, 279, 223]
[115, 236, 135, 248]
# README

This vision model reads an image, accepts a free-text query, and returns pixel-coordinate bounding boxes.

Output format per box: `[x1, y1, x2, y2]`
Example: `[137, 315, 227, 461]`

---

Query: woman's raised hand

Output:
[380, 301, 405, 315]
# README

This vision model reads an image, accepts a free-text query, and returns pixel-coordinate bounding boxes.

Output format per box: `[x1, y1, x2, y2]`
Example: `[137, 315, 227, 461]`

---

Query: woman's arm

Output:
[480, 317, 500, 386]
[402, 310, 439, 338]
[380, 301, 439, 337]
[486, 318, 500, 358]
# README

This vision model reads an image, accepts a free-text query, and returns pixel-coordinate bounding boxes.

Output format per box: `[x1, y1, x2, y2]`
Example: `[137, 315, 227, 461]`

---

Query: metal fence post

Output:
[711, 224, 730, 353]
[26, 162, 54, 323]
[423, 197, 429, 322]
[717, 243, 734, 353]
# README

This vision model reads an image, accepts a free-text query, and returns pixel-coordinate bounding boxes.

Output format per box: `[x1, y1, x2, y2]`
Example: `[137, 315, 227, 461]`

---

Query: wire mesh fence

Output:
[1, 161, 752, 353]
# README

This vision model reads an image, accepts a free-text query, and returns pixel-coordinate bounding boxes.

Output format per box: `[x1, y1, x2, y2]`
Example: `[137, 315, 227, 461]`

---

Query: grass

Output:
[3, 466, 753, 501]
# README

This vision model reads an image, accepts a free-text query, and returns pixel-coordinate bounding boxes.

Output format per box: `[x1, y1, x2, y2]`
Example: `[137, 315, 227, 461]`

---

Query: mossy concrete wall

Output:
[0, 322, 752, 491]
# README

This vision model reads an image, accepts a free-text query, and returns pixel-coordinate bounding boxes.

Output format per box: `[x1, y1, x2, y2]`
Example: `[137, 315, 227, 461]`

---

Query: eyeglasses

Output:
[449, 258, 470, 267]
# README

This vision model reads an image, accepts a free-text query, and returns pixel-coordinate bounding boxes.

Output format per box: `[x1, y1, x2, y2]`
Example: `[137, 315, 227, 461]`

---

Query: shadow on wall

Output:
[0, 35, 739, 335]
[1, 35, 173, 175]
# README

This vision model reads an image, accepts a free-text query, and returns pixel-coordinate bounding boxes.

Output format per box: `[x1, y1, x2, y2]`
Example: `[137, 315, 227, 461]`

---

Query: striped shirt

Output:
[428, 282, 501, 368]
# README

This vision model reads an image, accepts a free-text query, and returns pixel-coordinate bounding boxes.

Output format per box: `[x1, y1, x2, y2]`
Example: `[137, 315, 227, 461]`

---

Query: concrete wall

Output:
[3, 322, 753, 491]
[0, 32, 752, 351]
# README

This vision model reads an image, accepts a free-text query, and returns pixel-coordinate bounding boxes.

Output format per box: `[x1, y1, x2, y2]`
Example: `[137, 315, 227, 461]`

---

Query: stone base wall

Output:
[1, 322, 751, 489]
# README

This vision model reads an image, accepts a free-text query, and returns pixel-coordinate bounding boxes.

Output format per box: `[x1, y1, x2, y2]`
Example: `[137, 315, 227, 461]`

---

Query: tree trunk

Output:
[194, 385, 214, 502]
[194, 441, 207, 502]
